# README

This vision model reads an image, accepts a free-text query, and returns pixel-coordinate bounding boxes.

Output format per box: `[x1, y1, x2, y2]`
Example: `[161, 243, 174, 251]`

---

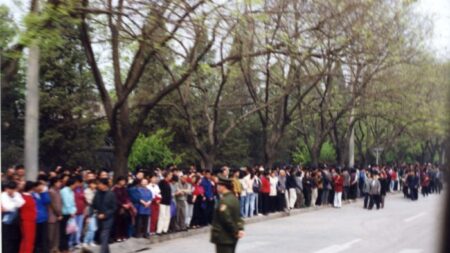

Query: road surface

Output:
[144, 192, 444, 253]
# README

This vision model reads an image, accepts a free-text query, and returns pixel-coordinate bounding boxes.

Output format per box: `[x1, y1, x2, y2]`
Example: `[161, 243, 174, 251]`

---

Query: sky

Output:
[415, 0, 450, 59]
[2, 0, 450, 60]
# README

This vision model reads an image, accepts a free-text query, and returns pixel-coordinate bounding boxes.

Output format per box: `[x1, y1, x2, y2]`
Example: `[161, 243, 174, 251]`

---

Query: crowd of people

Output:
[1, 163, 445, 253]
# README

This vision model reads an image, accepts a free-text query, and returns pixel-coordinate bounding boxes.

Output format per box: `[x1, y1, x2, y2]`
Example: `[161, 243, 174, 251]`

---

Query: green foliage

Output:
[0, 5, 16, 49]
[128, 130, 183, 170]
[20, 1, 79, 50]
[292, 141, 336, 165]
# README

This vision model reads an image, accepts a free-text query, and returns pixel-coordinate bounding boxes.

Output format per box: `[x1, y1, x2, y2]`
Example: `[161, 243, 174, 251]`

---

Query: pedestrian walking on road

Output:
[91, 178, 117, 253]
[211, 176, 245, 253]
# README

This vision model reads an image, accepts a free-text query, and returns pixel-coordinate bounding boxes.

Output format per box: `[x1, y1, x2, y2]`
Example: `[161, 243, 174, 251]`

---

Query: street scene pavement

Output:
[145, 193, 444, 253]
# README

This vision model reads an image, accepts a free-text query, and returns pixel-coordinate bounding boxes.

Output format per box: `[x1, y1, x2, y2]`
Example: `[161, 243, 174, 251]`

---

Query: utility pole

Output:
[24, 0, 40, 180]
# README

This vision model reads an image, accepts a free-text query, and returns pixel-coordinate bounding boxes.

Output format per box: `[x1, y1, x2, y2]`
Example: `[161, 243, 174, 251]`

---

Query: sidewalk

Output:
[77, 196, 373, 253]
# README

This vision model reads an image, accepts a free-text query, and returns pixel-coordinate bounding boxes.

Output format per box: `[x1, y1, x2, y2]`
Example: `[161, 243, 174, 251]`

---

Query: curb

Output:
[79, 193, 401, 253]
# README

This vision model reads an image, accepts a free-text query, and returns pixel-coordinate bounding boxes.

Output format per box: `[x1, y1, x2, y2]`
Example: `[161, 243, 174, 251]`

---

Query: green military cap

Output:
[217, 175, 233, 187]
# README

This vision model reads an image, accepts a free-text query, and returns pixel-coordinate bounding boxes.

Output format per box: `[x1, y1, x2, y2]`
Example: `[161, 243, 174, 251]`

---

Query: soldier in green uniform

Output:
[211, 175, 245, 253]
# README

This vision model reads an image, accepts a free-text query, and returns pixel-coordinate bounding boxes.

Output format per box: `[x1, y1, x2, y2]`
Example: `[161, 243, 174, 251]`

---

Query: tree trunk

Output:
[310, 146, 320, 168]
[200, 153, 215, 171]
[348, 125, 355, 168]
[24, 40, 40, 180]
[113, 142, 130, 179]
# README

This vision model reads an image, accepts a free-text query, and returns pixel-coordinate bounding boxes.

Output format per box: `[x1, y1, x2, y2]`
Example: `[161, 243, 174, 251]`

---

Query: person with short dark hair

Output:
[59, 177, 79, 253]
[200, 170, 215, 224]
[2, 181, 25, 253]
[157, 171, 173, 234]
[70, 176, 86, 249]
[91, 178, 117, 253]
[112, 176, 132, 241]
[83, 179, 98, 247]
[20, 181, 38, 253]
[48, 177, 63, 253]
[32, 180, 51, 253]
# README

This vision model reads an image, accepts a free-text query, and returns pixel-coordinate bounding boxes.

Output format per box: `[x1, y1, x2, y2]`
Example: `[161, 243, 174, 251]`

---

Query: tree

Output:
[74, 0, 226, 177]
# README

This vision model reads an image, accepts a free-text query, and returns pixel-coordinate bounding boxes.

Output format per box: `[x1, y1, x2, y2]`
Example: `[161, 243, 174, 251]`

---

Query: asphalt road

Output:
[144, 192, 444, 253]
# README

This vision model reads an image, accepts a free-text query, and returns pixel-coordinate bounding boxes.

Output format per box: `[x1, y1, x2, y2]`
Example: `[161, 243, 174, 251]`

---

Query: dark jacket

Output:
[91, 189, 117, 229]
[211, 191, 244, 245]
[159, 180, 172, 205]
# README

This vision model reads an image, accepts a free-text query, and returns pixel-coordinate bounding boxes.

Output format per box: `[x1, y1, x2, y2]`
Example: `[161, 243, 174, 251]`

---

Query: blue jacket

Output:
[128, 185, 140, 206]
[60, 187, 76, 215]
[135, 187, 153, 215]
[32, 191, 51, 223]
[200, 178, 214, 199]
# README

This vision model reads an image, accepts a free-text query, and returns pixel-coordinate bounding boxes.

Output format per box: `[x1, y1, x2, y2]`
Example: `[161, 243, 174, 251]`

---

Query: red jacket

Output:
[74, 186, 86, 215]
[20, 194, 37, 222]
[333, 175, 344, 193]
[261, 176, 270, 194]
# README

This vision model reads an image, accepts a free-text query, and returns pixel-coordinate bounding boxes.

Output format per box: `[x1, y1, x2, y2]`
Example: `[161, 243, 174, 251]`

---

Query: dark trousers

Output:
[363, 193, 370, 208]
[135, 214, 149, 238]
[2, 221, 21, 253]
[276, 192, 286, 211]
[205, 199, 215, 224]
[59, 215, 71, 251]
[410, 187, 419, 200]
[114, 211, 129, 240]
[349, 184, 357, 200]
[99, 224, 112, 253]
[368, 195, 380, 210]
[35, 222, 49, 253]
[215, 243, 237, 253]
[261, 193, 270, 214]
[268, 196, 277, 213]
[303, 189, 311, 207]
[191, 198, 206, 227]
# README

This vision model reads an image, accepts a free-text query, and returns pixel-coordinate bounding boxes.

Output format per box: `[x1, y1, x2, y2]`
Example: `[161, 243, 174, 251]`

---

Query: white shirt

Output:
[147, 183, 161, 198]
[269, 176, 279, 196]
[1, 191, 25, 212]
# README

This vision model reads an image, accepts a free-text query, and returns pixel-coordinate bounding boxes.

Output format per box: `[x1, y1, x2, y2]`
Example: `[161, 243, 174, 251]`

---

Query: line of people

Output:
[1, 163, 445, 253]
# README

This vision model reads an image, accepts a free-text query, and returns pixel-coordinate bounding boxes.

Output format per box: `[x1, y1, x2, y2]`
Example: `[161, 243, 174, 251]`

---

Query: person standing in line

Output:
[200, 170, 215, 224]
[349, 169, 358, 201]
[268, 170, 279, 213]
[2, 181, 25, 253]
[333, 170, 344, 208]
[362, 172, 372, 209]
[342, 169, 351, 202]
[157, 171, 173, 234]
[91, 178, 117, 253]
[47, 177, 63, 253]
[32, 180, 51, 253]
[83, 179, 98, 247]
[59, 177, 78, 253]
[19, 181, 37, 253]
[368, 172, 381, 210]
[148, 173, 161, 234]
[112, 176, 133, 241]
[238, 169, 249, 217]
[246, 168, 257, 217]
[174, 174, 192, 231]
[277, 169, 287, 212]
[285, 167, 297, 210]
[135, 178, 152, 238]
[310, 171, 319, 208]
[321, 168, 331, 206]
[260, 171, 271, 215]
[70, 176, 86, 249]
[210, 176, 245, 253]
[190, 175, 206, 228]
[302, 171, 313, 207]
